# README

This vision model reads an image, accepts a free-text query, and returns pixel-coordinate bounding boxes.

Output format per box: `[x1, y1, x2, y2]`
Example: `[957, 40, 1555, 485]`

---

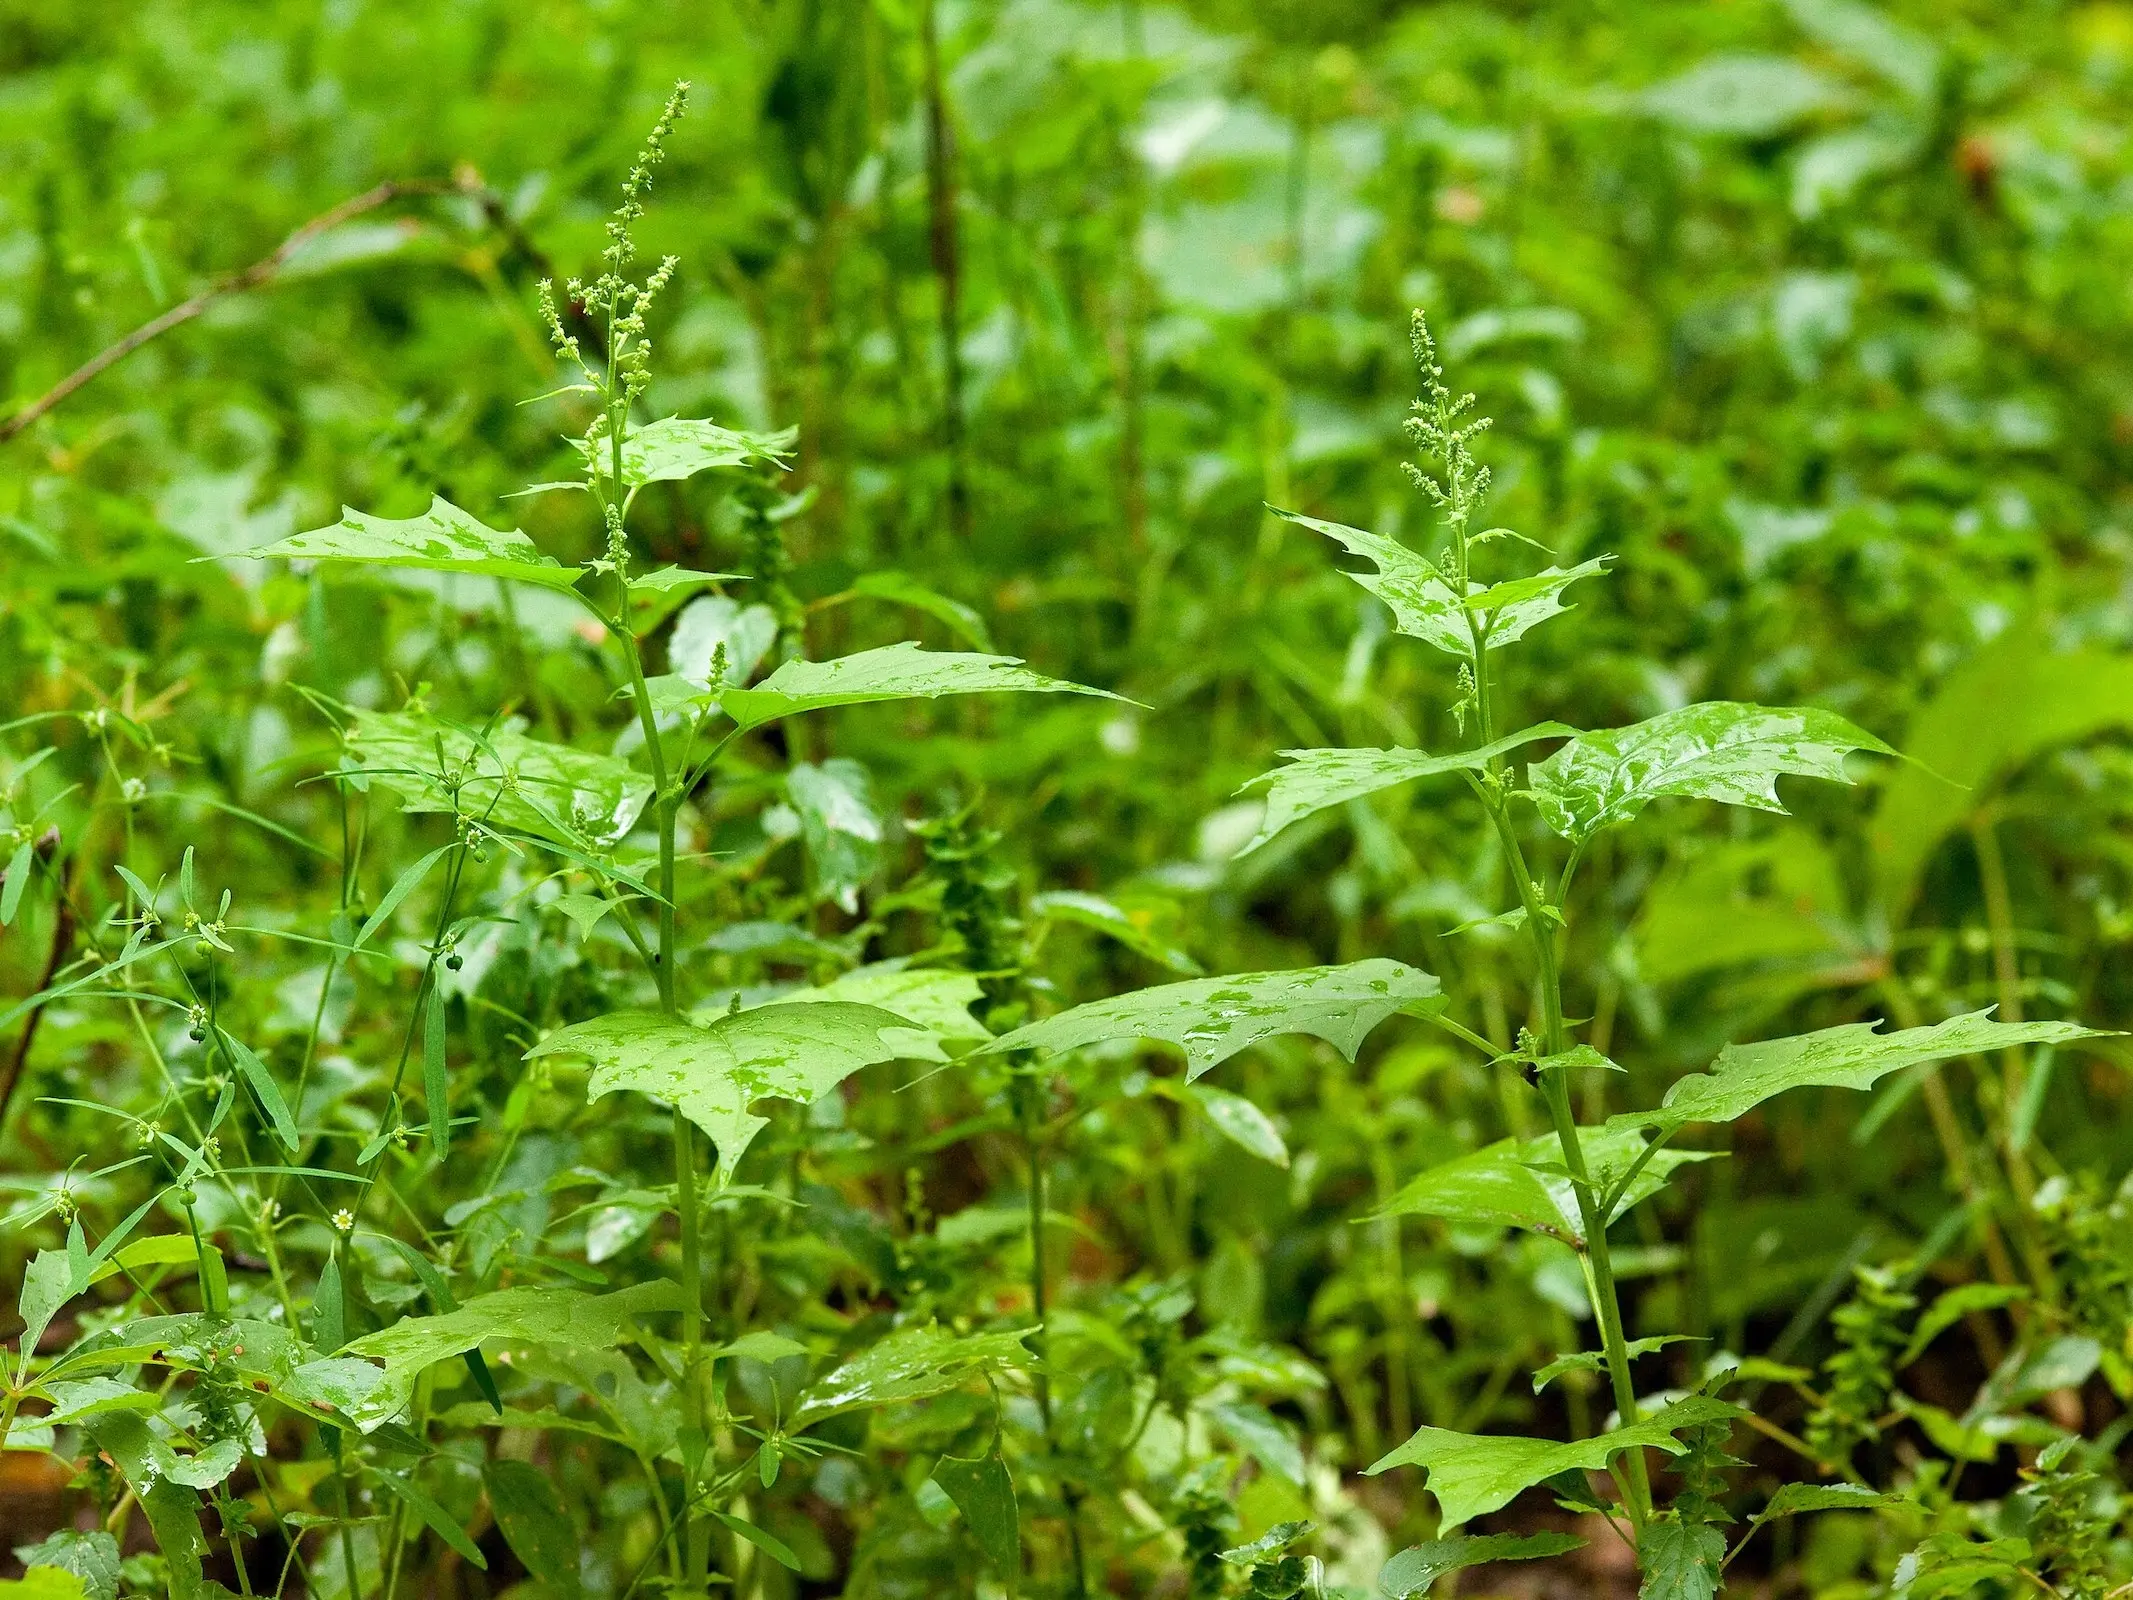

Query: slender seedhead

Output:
[1402, 310, 1493, 584]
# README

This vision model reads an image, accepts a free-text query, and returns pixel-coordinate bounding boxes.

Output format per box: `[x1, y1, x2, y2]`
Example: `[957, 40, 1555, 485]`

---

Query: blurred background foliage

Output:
[4, 0, 2133, 1593]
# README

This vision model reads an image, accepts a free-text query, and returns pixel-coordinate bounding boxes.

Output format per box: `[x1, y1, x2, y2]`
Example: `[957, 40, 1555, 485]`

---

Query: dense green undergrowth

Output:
[3, 2, 2133, 1597]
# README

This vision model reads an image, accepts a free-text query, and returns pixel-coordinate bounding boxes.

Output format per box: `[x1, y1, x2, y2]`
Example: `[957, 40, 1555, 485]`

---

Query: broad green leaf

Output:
[40, 1377, 158, 1425]
[759, 961, 991, 1063]
[979, 958, 1443, 1082]
[712, 642, 1126, 730]
[14, 1251, 73, 1377]
[1748, 1482, 1896, 1529]
[1236, 725, 1576, 855]
[1192, 1084, 1288, 1167]
[850, 570, 996, 651]
[1619, 1010, 2109, 1132]
[1376, 1125, 1715, 1244]
[787, 758, 881, 912]
[1380, 1532, 1584, 1597]
[375, 1470, 488, 1569]
[575, 416, 795, 488]
[1364, 1396, 1741, 1529]
[932, 1452, 1020, 1576]
[345, 708, 650, 846]
[82, 1414, 210, 1599]
[1272, 508, 1605, 657]
[1636, 1517, 1725, 1600]
[669, 595, 778, 688]
[15, 1530, 120, 1600]
[342, 1281, 682, 1427]
[51, 1311, 385, 1432]
[1529, 702, 1895, 843]
[1206, 1399, 1305, 1484]
[1033, 890, 1203, 975]
[1636, 55, 1853, 138]
[1533, 1336, 1697, 1393]
[1890, 1534, 2034, 1598]
[794, 1324, 1032, 1428]
[240, 497, 584, 592]
[1901, 1283, 2028, 1366]
[527, 1002, 925, 1183]
[0, 1569, 90, 1599]
[482, 1459, 581, 1599]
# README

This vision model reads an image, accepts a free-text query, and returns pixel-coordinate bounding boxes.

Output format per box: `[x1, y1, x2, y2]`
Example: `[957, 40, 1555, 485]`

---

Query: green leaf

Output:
[709, 1509, 802, 1571]
[1636, 1518, 1726, 1600]
[82, 1414, 210, 1599]
[1529, 702, 1895, 843]
[757, 961, 991, 1063]
[240, 496, 585, 591]
[345, 708, 651, 847]
[794, 1324, 1033, 1428]
[526, 1002, 926, 1184]
[1205, 1399, 1305, 1484]
[1375, 1125, 1715, 1243]
[352, 844, 451, 951]
[849, 570, 996, 651]
[0, 1569, 90, 1599]
[83, 1233, 201, 1289]
[1533, 1336, 1697, 1394]
[219, 1031, 297, 1153]
[1364, 1397, 1742, 1529]
[15, 1530, 120, 1600]
[1032, 890, 1203, 975]
[14, 1251, 74, 1377]
[482, 1459, 582, 1599]
[1747, 1482, 1897, 1529]
[1619, 1010, 2110, 1132]
[787, 758, 881, 912]
[423, 987, 449, 1160]
[375, 1469, 488, 1569]
[341, 1281, 682, 1427]
[1, 838, 32, 925]
[979, 958, 1443, 1082]
[1379, 1532, 1585, 1597]
[575, 416, 795, 488]
[1217, 1522, 1312, 1565]
[668, 595, 779, 688]
[1191, 1085, 1288, 1167]
[1637, 54, 1853, 138]
[1902, 1283, 2028, 1366]
[931, 1453, 1020, 1577]
[1237, 725, 1576, 856]
[712, 642, 1126, 730]
[1272, 508, 1606, 657]
[715, 1330, 811, 1364]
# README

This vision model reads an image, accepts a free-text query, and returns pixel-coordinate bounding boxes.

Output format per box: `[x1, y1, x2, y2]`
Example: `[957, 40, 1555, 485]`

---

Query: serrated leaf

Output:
[1219, 1522, 1312, 1565]
[482, 1459, 581, 1598]
[1380, 1532, 1585, 1597]
[1529, 702, 1894, 843]
[346, 708, 650, 846]
[1748, 1482, 1897, 1529]
[1273, 508, 1605, 657]
[757, 961, 991, 1063]
[1192, 1085, 1289, 1166]
[527, 1002, 926, 1183]
[15, 1529, 120, 1600]
[1619, 1010, 2109, 1132]
[575, 416, 795, 487]
[14, 1252, 74, 1377]
[712, 642, 1126, 730]
[1637, 1518, 1726, 1600]
[793, 1324, 1032, 1428]
[240, 496, 584, 591]
[1376, 1125, 1715, 1243]
[1236, 725, 1576, 855]
[341, 1281, 681, 1427]
[1033, 890, 1203, 975]
[82, 1414, 210, 1599]
[1364, 1396, 1742, 1529]
[979, 958, 1442, 1082]
[931, 1452, 1020, 1576]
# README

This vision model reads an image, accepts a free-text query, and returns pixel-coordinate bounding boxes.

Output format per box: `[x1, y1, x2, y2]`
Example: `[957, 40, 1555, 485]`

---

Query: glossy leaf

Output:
[668, 595, 778, 688]
[1032, 889, 1203, 975]
[1236, 725, 1576, 855]
[1528, 702, 1894, 843]
[759, 961, 991, 1063]
[1364, 1396, 1742, 1529]
[241, 496, 584, 591]
[932, 1452, 1020, 1576]
[15, 1530, 120, 1600]
[793, 1324, 1032, 1428]
[1620, 1010, 2110, 1132]
[342, 1281, 682, 1426]
[979, 958, 1443, 1082]
[575, 416, 795, 487]
[1637, 1518, 1726, 1600]
[345, 708, 650, 846]
[1192, 1084, 1289, 1167]
[850, 570, 996, 650]
[712, 642, 1126, 730]
[787, 758, 881, 912]
[1375, 1125, 1716, 1243]
[526, 1002, 925, 1183]
[1380, 1532, 1585, 1597]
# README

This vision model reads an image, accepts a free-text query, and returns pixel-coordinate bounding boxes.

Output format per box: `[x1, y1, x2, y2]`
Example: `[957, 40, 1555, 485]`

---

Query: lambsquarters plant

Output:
[0, 91, 1122, 1599]
[975, 316, 2113, 1598]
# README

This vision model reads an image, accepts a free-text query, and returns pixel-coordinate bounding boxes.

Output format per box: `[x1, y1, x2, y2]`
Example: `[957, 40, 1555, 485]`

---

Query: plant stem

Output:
[1020, 1076, 1088, 1598]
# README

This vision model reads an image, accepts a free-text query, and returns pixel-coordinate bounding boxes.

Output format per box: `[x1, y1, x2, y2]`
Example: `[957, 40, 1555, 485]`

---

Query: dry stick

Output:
[919, 0, 969, 539]
[0, 168, 593, 446]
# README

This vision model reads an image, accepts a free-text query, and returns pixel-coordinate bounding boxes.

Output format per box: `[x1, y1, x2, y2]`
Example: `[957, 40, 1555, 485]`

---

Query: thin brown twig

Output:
[1, 166, 595, 445]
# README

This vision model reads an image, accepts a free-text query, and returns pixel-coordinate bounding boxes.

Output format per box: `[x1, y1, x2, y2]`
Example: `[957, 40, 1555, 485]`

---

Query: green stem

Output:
[1019, 1077, 1087, 1598]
